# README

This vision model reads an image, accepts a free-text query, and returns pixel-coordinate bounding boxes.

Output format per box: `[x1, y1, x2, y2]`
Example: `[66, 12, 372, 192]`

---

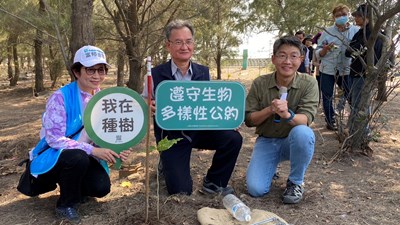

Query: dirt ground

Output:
[0, 68, 399, 225]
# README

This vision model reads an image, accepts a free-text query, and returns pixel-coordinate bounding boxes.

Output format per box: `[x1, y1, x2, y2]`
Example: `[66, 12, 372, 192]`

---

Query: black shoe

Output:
[202, 177, 234, 196]
[282, 180, 304, 204]
[326, 122, 337, 131]
[55, 207, 81, 224]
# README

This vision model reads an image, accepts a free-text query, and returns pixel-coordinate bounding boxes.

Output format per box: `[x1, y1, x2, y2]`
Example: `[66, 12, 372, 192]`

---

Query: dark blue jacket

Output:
[345, 24, 383, 77]
[151, 60, 210, 142]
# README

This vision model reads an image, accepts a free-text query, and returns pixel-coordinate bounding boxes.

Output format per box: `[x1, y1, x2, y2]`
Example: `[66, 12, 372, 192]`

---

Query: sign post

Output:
[242, 49, 248, 70]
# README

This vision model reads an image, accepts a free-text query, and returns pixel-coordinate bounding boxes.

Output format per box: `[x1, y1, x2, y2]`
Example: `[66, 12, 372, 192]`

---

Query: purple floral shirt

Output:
[40, 87, 100, 155]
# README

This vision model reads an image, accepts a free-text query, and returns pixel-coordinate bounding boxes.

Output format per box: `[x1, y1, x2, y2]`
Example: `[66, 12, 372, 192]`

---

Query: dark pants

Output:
[320, 72, 352, 125]
[349, 75, 367, 133]
[158, 130, 242, 195]
[350, 76, 364, 113]
[316, 75, 322, 104]
[34, 149, 110, 207]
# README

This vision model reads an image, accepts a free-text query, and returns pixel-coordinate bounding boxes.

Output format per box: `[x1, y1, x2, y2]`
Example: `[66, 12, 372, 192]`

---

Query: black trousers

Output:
[34, 149, 110, 207]
[159, 130, 243, 195]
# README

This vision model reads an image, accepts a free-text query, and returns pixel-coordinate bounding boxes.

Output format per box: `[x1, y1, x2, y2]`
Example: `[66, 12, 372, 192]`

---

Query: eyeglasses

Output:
[168, 39, 194, 47]
[275, 54, 302, 62]
[85, 67, 108, 76]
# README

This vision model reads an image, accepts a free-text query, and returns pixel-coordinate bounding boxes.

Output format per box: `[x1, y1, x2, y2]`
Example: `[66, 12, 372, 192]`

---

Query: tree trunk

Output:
[124, 3, 143, 93]
[117, 47, 125, 87]
[124, 38, 143, 92]
[216, 50, 222, 80]
[347, 74, 377, 152]
[27, 55, 32, 70]
[126, 53, 143, 93]
[34, 32, 44, 92]
[10, 34, 19, 87]
[20, 56, 25, 70]
[70, 0, 95, 80]
[375, 22, 394, 102]
[7, 38, 13, 82]
[216, 2, 222, 80]
[48, 46, 65, 88]
[34, 0, 46, 93]
[49, 46, 56, 81]
[375, 74, 388, 101]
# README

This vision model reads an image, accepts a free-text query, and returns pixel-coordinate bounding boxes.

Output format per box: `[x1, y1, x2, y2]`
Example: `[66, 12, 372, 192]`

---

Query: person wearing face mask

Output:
[315, 4, 359, 131]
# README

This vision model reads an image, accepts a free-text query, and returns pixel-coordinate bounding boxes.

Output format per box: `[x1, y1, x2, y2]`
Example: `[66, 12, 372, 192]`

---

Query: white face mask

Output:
[335, 16, 349, 25]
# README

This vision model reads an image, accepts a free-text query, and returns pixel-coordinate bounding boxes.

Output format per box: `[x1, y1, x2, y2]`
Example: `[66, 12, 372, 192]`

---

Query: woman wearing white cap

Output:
[27, 45, 131, 223]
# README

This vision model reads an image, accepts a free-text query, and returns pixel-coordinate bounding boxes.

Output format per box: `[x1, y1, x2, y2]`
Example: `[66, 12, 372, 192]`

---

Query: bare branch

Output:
[0, 6, 56, 39]
[41, 0, 72, 77]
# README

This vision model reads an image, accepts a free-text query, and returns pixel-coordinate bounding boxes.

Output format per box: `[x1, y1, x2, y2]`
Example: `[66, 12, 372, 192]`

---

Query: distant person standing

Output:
[312, 32, 322, 100]
[315, 4, 359, 130]
[304, 35, 314, 74]
[295, 31, 310, 74]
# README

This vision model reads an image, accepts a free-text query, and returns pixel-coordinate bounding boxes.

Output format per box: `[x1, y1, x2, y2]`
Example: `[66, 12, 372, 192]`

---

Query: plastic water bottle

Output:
[222, 194, 252, 222]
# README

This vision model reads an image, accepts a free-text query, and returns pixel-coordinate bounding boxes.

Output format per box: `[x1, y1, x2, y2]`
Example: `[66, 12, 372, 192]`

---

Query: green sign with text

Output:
[84, 87, 148, 152]
[155, 81, 245, 130]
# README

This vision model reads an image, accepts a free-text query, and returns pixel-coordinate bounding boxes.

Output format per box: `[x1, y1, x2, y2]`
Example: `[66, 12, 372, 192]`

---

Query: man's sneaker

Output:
[202, 177, 234, 196]
[55, 207, 81, 224]
[282, 180, 304, 204]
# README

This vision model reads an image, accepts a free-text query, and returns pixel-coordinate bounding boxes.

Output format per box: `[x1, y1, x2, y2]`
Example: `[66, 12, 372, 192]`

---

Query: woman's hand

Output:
[119, 150, 132, 162]
[92, 147, 121, 164]
[150, 100, 156, 115]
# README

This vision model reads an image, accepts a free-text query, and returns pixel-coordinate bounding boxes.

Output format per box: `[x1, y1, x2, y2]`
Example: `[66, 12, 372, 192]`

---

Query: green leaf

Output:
[157, 136, 183, 152]
[149, 146, 157, 152]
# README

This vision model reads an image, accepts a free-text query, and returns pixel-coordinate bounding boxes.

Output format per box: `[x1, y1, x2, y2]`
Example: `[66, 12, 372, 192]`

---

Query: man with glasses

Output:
[143, 19, 242, 196]
[245, 36, 318, 204]
[315, 4, 359, 130]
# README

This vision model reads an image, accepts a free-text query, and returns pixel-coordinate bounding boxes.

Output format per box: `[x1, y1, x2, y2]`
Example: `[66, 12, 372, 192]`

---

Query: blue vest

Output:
[30, 81, 108, 175]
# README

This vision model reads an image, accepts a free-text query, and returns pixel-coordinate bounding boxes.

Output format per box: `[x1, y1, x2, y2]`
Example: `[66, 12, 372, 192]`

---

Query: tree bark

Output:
[70, 0, 95, 80]
[48, 47, 63, 88]
[375, 20, 394, 102]
[346, 2, 400, 154]
[8, 33, 19, 87]
[34, 0, 46, 93]
[216, 50, 222, 80]
[117, 47, 125, 87]
[7, 37, 13, 82]
[215, 2, 222, 80]
[126, 42, 143, 93]
[34, 32, 44, 92]
[10, 44, 20, 86]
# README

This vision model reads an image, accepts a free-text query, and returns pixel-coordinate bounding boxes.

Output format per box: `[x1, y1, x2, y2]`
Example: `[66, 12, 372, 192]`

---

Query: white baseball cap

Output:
[73, 45, 110, 67]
